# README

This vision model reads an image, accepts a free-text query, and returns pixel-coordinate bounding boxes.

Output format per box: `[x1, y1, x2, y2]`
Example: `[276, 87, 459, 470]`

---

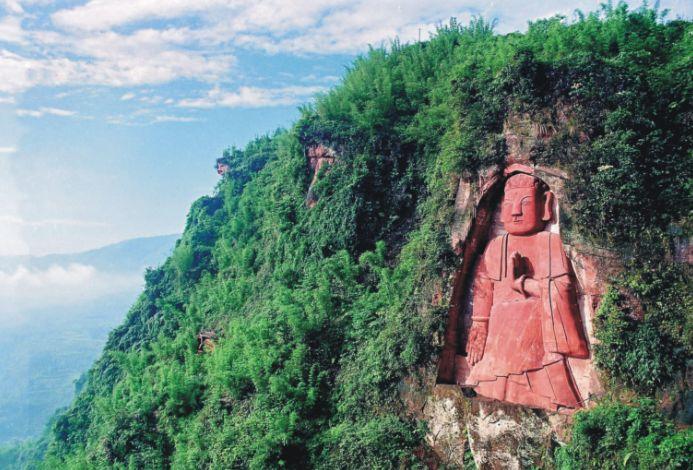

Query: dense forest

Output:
[2, 3, 690, 468]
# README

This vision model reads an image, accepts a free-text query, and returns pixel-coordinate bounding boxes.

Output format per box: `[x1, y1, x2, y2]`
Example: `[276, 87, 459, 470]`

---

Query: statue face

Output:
[501, 186, 546, 235]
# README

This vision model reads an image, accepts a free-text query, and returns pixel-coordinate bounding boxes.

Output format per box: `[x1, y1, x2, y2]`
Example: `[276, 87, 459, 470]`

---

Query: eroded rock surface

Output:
[423, 387, 468, 468]
[466, 401, 555, 470]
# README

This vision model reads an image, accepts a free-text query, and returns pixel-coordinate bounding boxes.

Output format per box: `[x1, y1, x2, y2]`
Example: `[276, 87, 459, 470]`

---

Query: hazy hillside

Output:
[0, 235, 179, 273]
[3, 5, 691, 469]
[0, 235, 178, 444]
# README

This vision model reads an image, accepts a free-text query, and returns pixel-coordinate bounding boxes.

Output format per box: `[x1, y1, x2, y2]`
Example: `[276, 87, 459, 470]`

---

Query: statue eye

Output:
[521, 197, 532, 206]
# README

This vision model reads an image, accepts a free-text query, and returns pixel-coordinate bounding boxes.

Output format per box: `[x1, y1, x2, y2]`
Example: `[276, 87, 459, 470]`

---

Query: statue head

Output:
[500, 173, 554, 235]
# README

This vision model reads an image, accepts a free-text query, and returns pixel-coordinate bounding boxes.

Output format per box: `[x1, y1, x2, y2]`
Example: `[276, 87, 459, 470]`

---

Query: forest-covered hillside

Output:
[3, 4, 690, 468]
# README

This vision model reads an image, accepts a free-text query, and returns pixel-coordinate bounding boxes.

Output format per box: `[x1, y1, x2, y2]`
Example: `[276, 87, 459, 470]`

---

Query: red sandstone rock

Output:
[216, 162, 230, 175]
[305, 144, 336, 206]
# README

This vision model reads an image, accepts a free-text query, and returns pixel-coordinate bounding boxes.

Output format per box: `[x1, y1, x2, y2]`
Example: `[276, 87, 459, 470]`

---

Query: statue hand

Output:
[523, 278, 541, 297]
[467, 321, 488, 365]
[510, 251, 524, 279]
[510, 251, 541, 297]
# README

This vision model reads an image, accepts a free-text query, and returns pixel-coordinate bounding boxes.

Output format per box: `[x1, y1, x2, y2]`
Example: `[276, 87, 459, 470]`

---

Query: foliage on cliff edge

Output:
[3, 3, 690, 469]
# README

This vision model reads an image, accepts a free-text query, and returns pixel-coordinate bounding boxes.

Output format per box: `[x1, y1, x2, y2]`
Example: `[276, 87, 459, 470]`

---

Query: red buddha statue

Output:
[465, 172, 589, 411]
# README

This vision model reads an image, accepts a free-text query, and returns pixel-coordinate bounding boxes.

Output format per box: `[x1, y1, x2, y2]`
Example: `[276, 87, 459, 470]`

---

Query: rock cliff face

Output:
[422, 112, 619, 468]
[465, 401, 556, 469]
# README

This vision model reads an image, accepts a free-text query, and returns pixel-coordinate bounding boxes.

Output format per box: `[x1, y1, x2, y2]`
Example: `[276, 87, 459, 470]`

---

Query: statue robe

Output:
[465, 231, 589, 410]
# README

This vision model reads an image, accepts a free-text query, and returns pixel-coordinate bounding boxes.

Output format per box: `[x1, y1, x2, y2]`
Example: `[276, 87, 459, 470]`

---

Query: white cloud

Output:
[0, 95, 15, 104]
[0, 146, 16, 154]
[0, 215, 109, 228]
[46, 0, 687, 57]
[0, 263, 143, 311]
[0, 46, 235, 94]
[0, 22, 235, 94]
[0, 263, 96, 288]
[139, 95, 164, 104]
[0, 15, 26, 44]
[178, 85, 325, 109]
[0, 0, 23, 15]
[301, 74, 340, 83]
[51, 0, 230, 32]
[0, 0, 689, 95]
[150, 114, 200, 123]
[80, 0, 465, 55]
[104, 111, 200, 126]
[16, 106, 76, 117]
[120, 92, 135, 101]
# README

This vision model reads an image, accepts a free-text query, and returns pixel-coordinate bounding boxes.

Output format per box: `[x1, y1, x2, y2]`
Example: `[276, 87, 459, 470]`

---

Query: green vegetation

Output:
[555, 400, 692, 469]
[594, 264, 691, 394]
[6, 3, 690, 468]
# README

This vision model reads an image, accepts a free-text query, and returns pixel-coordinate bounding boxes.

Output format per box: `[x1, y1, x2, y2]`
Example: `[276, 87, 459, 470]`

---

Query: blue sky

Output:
[0, 0, 690, 255]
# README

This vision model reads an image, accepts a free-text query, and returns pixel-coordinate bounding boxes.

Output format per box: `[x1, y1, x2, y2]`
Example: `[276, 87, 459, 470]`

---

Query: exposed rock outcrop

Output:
[216, 160, 230, 176]
[197, 330, 217, 354]
[306, 144, 336, 207]
[466, 401, 556, 470]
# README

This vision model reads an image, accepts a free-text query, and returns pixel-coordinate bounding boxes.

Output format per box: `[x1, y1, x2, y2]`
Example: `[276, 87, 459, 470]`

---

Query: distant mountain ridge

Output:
[0, 234, 180, 273]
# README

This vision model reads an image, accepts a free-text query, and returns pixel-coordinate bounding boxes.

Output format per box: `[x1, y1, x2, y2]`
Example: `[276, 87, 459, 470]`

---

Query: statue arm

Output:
[526, 235, 589, 358]
[541, 273, 590, 358]
[547, 237, 589, 358]
[467, 273, 494, 365]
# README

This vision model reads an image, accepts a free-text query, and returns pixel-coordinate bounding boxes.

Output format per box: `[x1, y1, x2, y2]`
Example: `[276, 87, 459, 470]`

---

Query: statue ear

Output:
[542, 191, 554, 222]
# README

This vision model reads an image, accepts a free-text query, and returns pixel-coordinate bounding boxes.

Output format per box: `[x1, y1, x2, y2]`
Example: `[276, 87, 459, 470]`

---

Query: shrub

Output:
[555, 400, 692, 469]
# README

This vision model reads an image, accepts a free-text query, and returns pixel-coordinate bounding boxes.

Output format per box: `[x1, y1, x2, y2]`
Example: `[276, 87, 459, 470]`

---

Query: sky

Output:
[0, 0, 690, 256]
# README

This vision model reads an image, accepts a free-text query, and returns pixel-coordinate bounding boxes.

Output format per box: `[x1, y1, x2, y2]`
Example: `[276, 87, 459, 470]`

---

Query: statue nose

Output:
[512, 201, 523, 216]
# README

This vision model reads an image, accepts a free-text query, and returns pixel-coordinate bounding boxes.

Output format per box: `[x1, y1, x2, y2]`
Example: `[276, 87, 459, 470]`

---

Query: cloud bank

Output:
[16, 106, 76, 118]
[178, 85, 327, 109]
[0, 262, 143, 314]
[1, 0, 687, 97]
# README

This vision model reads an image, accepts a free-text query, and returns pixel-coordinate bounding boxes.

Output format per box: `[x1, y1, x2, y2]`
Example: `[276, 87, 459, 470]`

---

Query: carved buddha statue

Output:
[465, 173, 589, 411]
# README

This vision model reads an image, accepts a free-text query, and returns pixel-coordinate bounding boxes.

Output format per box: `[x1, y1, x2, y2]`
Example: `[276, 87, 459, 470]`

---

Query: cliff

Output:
[7, 5, 691, 469]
